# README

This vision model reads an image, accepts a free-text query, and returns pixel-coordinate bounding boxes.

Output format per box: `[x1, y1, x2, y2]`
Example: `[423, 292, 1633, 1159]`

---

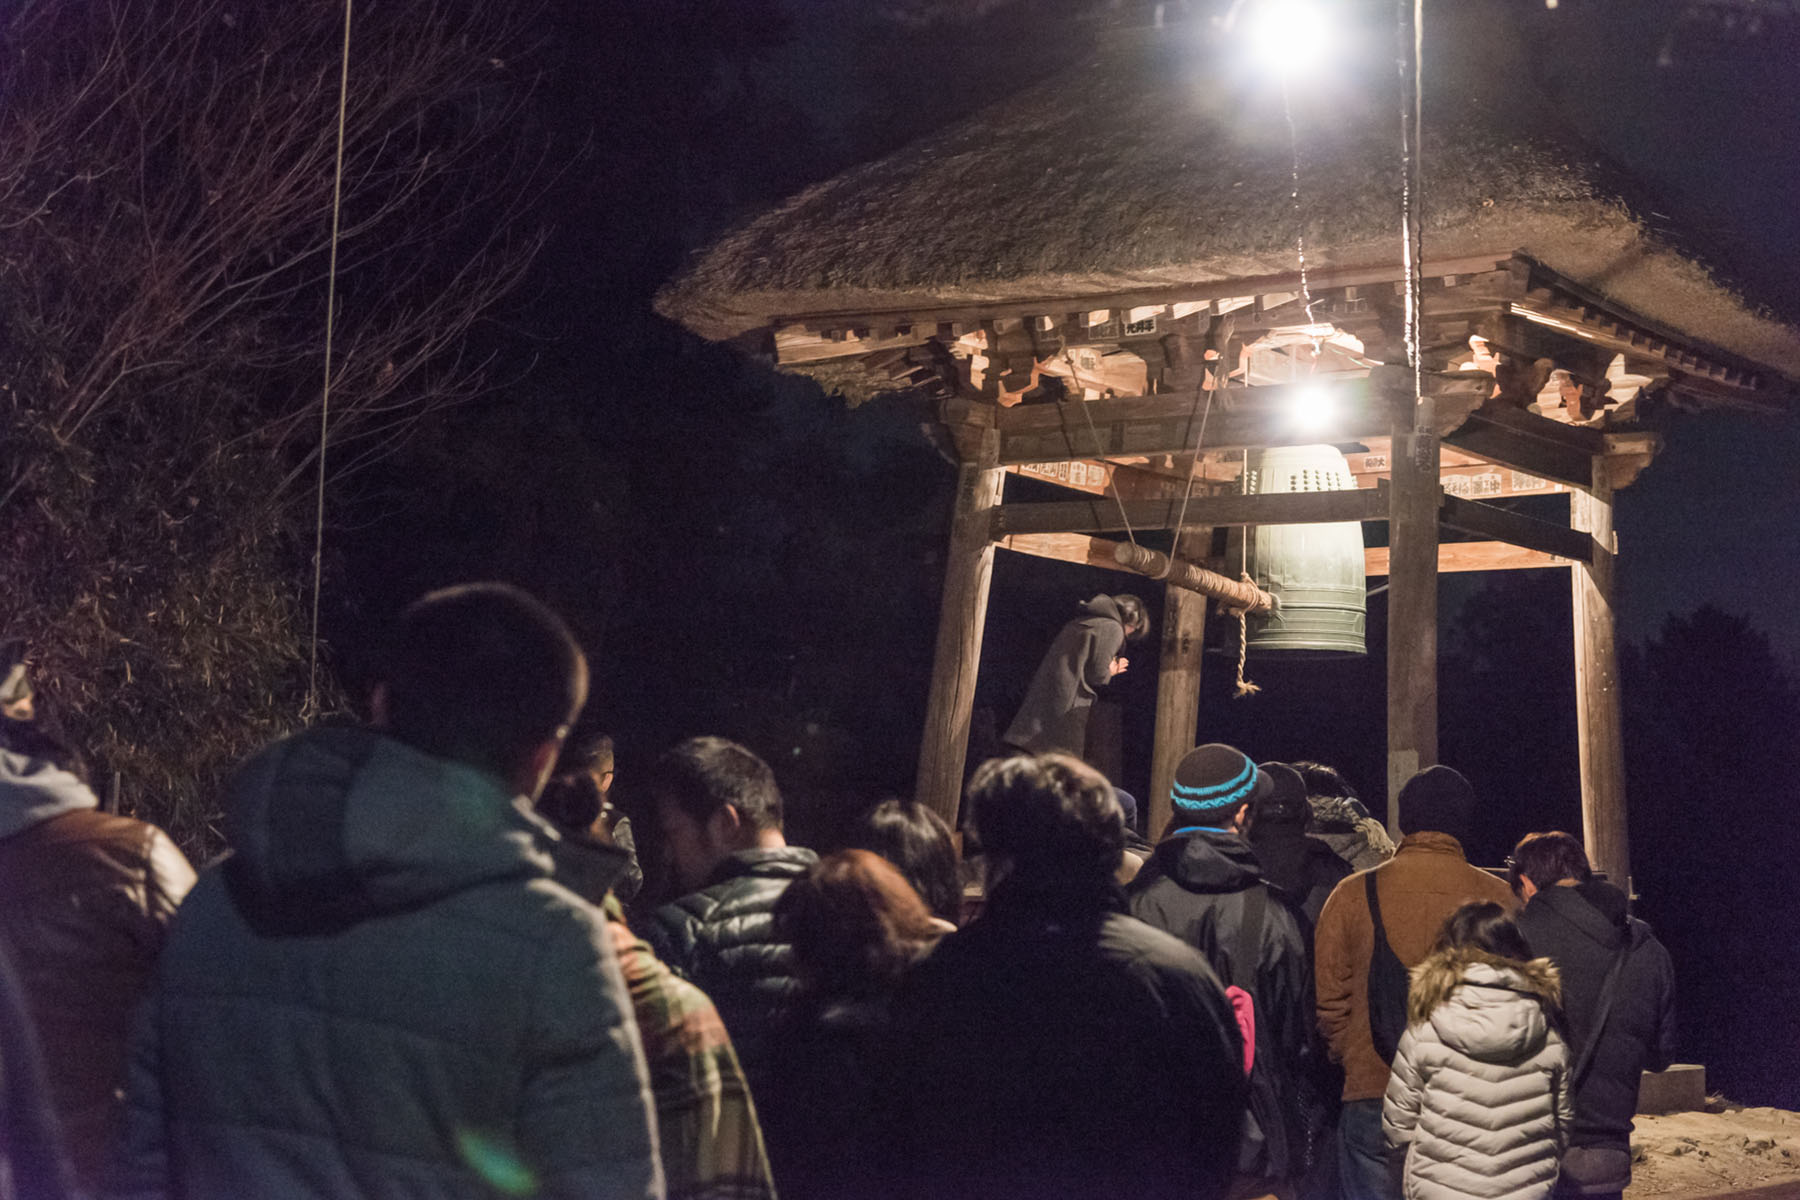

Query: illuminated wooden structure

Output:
[657, 20, 1800, 887]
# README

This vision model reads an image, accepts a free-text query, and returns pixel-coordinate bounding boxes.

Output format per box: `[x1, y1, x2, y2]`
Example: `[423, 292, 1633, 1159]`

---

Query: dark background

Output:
[321, 0, 1800, 1106]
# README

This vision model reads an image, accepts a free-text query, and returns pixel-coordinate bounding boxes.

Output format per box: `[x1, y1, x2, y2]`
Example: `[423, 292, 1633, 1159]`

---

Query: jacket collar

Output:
[704, 844, 818, 887]
[1149, 827, 1263, 892]
[1395, 830, 1471, 859]
[0, 748, 98, 840]
[1527, 881, 1626, 949]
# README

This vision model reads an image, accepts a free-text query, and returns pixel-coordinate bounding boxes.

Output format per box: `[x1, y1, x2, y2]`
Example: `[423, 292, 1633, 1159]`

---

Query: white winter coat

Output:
[1382, 949, 1572, 1200]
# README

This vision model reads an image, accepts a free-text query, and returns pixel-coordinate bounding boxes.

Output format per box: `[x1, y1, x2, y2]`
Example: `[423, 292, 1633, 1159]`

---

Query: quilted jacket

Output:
[647, 846, 818, 1081]
[108, 727, 663, 1200]
[1382, 949, 1572, 1200]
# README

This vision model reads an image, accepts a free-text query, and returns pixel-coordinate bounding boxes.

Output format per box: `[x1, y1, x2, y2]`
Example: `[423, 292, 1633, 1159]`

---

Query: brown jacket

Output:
[0, 807, 195, 1188]
[1313, 831, 1516, 1101]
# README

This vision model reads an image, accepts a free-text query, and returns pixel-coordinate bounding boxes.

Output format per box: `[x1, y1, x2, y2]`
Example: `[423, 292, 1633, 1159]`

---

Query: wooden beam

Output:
[1365, 542, 1571, 576]
[768, 254, 1514, 341]
[1437, 492, 1593, 564]
[996, 373, 1492, 466]
[991, 486, 1390, 537]
[914, 435, 1005, 828]
[1387, 424, 1441, 834]
[1008, 460, 1189, 501]
[1572, 459, 1630, 887]
[995, 532, 1136, 572]
[1442, 404, 1604, 489]
[1150, 530, 1211, 841]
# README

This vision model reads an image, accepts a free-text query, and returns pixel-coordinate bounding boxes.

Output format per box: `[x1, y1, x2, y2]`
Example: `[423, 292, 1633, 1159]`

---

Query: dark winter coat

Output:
[887, 882, 1247, 1200]
[1128, 829, 1328, 1180]
[1248, 819, 1354, 931]
[1516, 882, 1675, 1157]
[757, 993, 899, 1200]
[646, 845, 819, 1082]
[1003, 595, 1128, 756]
[0, 748, 194, 1191]
[109, 727, 662, 1200]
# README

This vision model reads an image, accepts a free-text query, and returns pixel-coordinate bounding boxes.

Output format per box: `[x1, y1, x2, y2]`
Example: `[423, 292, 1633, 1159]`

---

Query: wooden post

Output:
[1386, 406, 1441, 835]
[914, 432, 1005, 829]
[1571, 459, 1630, 887]
[1149, 530, 1211, 841]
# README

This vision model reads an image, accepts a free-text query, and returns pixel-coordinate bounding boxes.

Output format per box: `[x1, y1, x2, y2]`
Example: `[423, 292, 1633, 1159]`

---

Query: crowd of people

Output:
[0, 584, 1677, 1199]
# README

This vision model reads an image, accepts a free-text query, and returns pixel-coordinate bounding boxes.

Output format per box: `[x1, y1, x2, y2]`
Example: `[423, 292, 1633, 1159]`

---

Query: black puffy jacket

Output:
[646, 846, 818, 1080]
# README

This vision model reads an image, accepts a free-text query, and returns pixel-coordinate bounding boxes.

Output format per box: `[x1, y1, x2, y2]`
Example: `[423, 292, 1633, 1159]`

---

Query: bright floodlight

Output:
[1240, 0, 1333, 78]
[1292, 384, 1334, 431]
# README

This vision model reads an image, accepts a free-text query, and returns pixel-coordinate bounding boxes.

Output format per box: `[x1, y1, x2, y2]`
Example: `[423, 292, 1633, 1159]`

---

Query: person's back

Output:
[0, 676, 195, 1191]
[760, 851, 947, 1200]
[1315, 765, 1516, 1200]
[110, 585, 662, 1200]
[1246, 762, 1353, 931]
[1128, 750, 1324, 1191]
[1383, 903, 1571, 1200]
[889, 754, 1246, 1200]
[1509, 833, 1675, 1199]
[642, 738, 817, 1081]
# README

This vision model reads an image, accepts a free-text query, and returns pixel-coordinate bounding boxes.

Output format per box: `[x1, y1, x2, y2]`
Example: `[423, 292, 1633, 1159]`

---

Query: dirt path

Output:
[1627, 1108, 1800, 1199]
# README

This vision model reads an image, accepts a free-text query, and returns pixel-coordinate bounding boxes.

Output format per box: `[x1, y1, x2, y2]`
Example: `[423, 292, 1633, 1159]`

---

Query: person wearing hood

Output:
[1292, 760, 1395, 872]
[1509, 832, 1675, 1200]
[108, 584, 663, 1200]
[1128, 745, 1328, 1197]
[1383, 902, 1572, 1200]
[1003, 594, 1149, 760]
[1247, 760, 1354, 932]
[0, 642, 195, 1192]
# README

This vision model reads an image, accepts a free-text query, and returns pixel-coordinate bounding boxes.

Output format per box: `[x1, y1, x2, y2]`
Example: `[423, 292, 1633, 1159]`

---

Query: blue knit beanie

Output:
[1169, 743, 1271, 818]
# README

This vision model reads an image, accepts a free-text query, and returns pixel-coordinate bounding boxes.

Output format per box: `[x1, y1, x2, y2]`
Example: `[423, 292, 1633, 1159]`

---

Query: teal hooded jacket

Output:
[109, 727, 663, 1200]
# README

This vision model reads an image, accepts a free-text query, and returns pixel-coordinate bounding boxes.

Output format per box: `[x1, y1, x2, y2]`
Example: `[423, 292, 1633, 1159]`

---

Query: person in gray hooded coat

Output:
[1383, 902, 1571, 1200]
[109, 585, 663, 1200]
[1003, 594, 1148, 760]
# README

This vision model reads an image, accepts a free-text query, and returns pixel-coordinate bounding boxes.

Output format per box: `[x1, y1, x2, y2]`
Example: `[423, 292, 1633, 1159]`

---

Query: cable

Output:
[305, 0, 354, 718]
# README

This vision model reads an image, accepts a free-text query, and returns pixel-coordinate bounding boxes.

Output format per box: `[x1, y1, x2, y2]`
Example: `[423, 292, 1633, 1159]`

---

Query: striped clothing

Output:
[607, 898, 777, 1200]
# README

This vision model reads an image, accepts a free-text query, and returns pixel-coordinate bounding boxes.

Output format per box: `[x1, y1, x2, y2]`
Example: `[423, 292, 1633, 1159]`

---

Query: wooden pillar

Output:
[1148, 529, 1211, 841]
[914, 433, 1005, 828]
[1571, 459, 1630, 887]
[1386, 415, 1441, 835]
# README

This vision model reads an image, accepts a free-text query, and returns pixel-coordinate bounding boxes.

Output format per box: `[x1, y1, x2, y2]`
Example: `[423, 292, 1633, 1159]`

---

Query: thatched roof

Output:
[656, 23, 1800, 380]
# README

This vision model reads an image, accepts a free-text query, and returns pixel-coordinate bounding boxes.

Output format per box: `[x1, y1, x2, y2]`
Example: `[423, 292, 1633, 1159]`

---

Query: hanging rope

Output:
[1229, 447, 1260, 698]
[304, 0, 355, 719]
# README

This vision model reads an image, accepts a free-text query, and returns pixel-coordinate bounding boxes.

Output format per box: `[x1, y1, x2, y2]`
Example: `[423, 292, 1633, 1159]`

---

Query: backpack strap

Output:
[1570, 936, 1633, 1088]
[1365, 871, 1389, 950]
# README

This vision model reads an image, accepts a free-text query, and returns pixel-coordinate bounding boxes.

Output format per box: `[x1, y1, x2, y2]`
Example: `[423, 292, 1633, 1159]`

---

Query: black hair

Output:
[967, 753, 1122, 892]
[537, 771, 605, 834]
[1112, 594, 1151, 644]
[380, 583, 586, 780]
[560, 730, 615, 776]
[1290, 759, 1360, 803]
[1507, 831, 1593, 894]
[1432, 900, 1534, 963]
[852, 797, 961, 925]
[646, 736, 783, 833]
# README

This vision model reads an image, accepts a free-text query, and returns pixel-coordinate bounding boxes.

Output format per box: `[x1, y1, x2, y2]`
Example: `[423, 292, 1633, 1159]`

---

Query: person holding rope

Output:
[1003, 593, 1149, 763]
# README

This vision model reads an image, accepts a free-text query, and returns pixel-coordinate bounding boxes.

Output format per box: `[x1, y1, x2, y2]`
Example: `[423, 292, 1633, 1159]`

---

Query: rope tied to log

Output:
[1231, 572, 1262, 699]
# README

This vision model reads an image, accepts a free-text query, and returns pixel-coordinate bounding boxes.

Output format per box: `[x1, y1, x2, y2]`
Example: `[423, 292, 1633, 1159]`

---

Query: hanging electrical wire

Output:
[304, 0, 354, 719]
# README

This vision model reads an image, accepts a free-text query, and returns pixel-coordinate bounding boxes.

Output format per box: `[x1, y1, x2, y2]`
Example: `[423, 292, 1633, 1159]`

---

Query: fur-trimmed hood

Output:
[1410, 948, 1562, 1064]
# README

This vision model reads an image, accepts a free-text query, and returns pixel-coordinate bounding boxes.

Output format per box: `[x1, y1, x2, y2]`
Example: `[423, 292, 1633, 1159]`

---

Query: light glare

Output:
[1292, 384, 1334, 430]
[1241, 0, 1334, 78]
